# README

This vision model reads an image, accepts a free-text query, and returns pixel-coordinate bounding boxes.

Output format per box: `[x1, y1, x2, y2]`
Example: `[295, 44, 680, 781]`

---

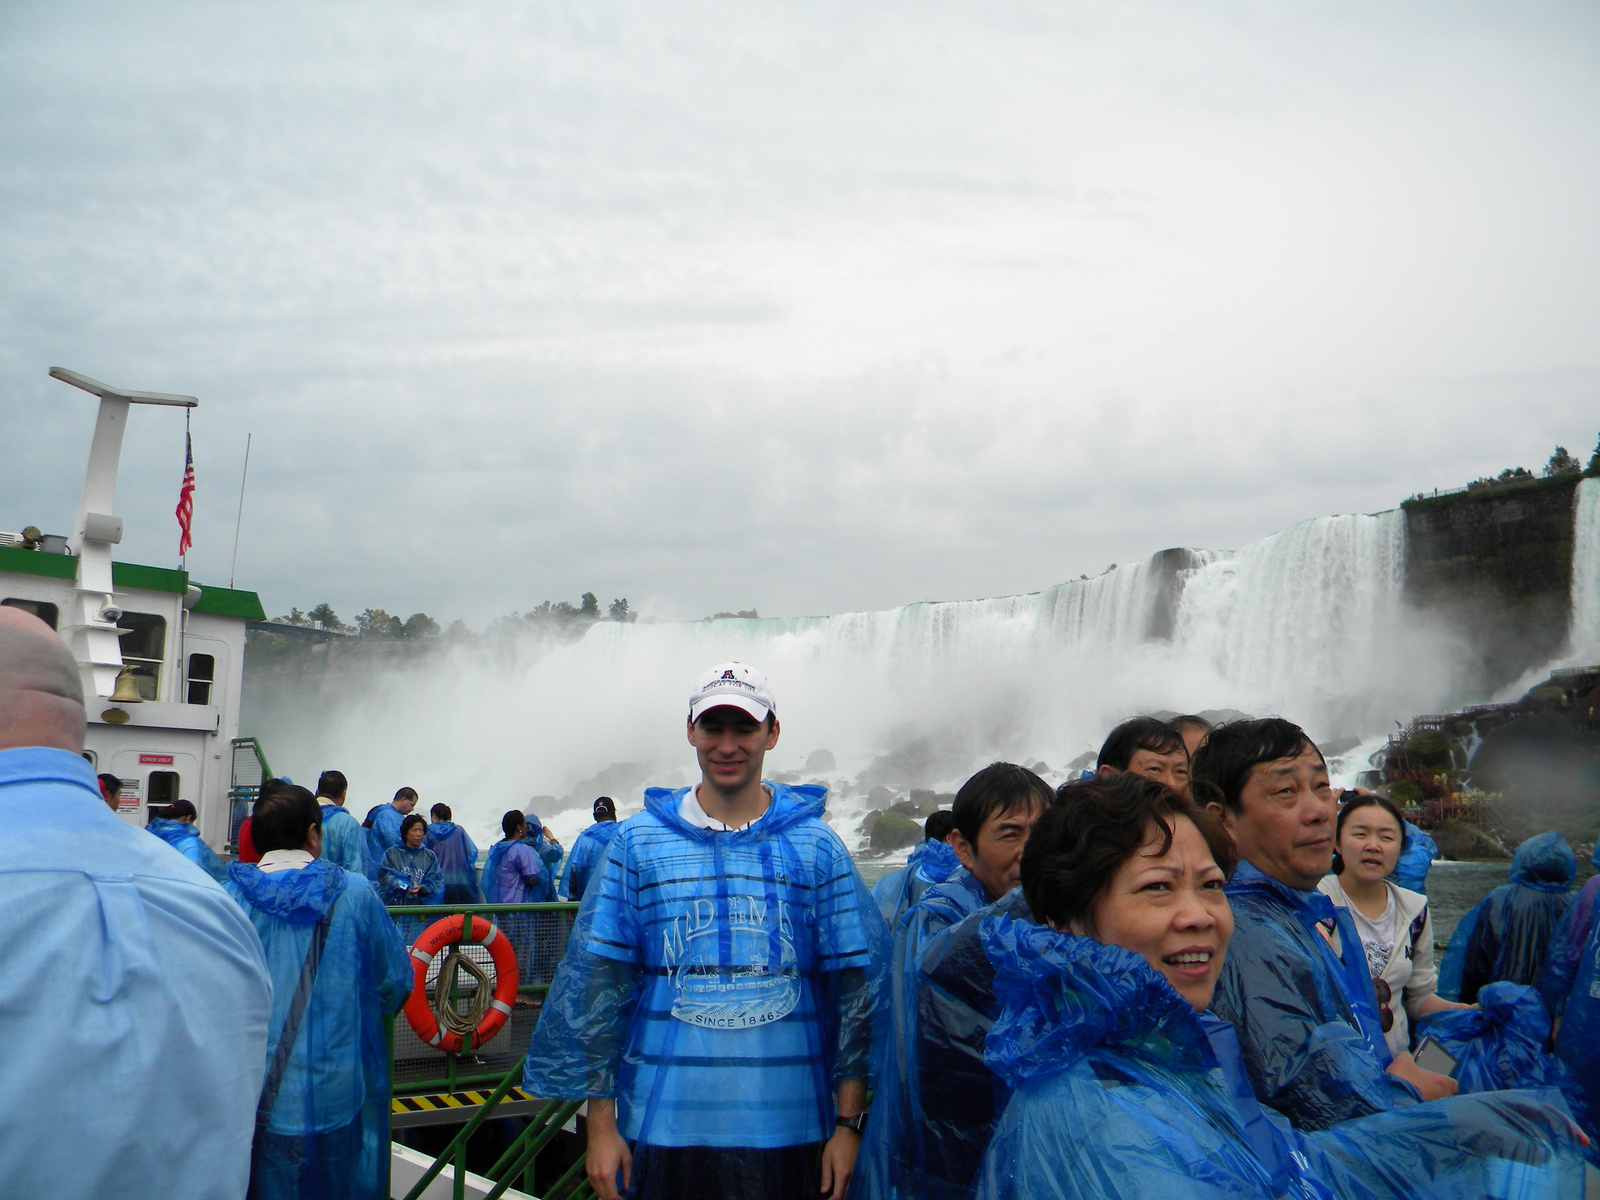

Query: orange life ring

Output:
[403, 914, 519, 1052]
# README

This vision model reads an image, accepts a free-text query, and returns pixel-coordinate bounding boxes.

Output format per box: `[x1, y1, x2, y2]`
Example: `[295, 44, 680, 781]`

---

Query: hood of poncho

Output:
[227, 858, 347, 924]
[1510, 831, 1575, 891]
[642, 782, 826, 840]
[980, 912, 1214, 1088]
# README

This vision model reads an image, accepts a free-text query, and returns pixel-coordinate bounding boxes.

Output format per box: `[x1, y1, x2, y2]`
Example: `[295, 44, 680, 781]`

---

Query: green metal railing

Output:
[386, 900, 589, 1200]
[226, 737, 272, 850]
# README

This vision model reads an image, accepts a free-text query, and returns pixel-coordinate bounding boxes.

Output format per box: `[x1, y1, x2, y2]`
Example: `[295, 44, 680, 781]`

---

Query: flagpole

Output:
[179, 408, 190, 571]
[229, 432, 252, 590]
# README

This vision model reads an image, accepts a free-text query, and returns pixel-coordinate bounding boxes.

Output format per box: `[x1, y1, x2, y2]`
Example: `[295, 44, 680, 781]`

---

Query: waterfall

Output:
[1570, 477, 1600, 660]
[249, 509, 1458, 847]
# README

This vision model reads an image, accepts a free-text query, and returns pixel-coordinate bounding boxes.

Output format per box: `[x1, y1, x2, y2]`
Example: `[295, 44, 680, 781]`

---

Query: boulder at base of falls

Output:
[1431, 819, 1511, 861]
[805, 749, 837, 773]
[870, 814, 922, 852]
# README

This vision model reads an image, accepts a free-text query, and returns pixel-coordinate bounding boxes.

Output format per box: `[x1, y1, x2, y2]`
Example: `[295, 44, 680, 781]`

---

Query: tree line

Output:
[270, 593, 638, 641]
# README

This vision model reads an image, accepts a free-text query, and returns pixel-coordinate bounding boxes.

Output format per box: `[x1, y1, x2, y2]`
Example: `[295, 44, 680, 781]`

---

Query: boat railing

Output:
[384, 900, 593, 1200]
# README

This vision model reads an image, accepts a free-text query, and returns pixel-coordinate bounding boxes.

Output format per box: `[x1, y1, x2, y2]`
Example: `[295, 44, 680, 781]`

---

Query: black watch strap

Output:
[835, 1113, 868, 1135]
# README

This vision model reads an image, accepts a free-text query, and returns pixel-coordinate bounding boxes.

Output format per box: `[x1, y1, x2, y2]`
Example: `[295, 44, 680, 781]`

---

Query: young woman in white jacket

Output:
[1319, 793, 1472, 1058]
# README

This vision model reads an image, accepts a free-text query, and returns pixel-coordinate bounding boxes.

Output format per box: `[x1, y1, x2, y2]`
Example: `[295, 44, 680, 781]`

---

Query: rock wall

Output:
[1403, 474, 1585, 692]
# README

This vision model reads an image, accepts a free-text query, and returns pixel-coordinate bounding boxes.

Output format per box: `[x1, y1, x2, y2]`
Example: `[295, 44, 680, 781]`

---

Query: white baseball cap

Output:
[689, 662, 776, 724]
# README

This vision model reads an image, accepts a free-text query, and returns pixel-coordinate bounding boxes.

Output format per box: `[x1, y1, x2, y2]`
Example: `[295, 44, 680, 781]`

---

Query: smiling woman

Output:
[969, 772, 1593, 1200]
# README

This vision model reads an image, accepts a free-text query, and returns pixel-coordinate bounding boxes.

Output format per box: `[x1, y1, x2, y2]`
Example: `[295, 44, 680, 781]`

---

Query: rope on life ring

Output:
[402, 914, 519, 1052]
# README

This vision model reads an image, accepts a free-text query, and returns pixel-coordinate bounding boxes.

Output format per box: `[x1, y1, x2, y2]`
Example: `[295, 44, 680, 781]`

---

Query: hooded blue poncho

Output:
[852, 865, 990, 1200]
[973, 915, 1589, 1200]
[425, 820, 482, 904]
[1538, 845, 1600, 1163]
[226, 859, 413, 1200]
[558, 819, 620, 901]
[870, 837, 962, 929]
[362, 804, 405, 881]
[1390, 822, 1438, 894]
[521, 813, 563, 901]
[1438, 831, 1575, 1003]
[319, 804, 368, 878]
[1210, 860, 1417, 1130]
[379, 844, 444, 945]
[522, 782, 890, 1165]
[853, 885, 1031, 1200]
[146, 816, 230, 883]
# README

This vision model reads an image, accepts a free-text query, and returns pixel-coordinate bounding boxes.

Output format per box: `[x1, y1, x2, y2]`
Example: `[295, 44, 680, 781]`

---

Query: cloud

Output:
[2, 0, 1597, 625]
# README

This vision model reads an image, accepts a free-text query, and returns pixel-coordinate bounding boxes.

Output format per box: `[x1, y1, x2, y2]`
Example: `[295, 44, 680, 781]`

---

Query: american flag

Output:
[176, 432, 195, 557]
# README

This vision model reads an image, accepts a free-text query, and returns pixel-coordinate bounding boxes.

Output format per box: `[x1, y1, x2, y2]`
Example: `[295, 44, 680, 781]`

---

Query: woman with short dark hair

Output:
[971, 773, 1590, 1200]
[379, 812, 444, 945]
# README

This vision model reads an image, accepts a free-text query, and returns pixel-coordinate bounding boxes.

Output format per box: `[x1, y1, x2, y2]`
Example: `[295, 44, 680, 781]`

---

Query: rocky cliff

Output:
[1403, 474, 1586, 692]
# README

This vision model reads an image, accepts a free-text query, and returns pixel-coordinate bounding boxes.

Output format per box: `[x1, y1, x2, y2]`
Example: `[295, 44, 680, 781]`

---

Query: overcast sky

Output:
[3, 1, 1597, 626]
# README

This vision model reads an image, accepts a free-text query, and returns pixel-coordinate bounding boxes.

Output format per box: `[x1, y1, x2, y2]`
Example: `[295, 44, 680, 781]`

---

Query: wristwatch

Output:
[835, 1112, 868, 1135]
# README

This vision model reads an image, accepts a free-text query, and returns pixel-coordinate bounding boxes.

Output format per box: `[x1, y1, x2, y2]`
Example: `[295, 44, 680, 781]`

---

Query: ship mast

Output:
[49, 367, 198, 700]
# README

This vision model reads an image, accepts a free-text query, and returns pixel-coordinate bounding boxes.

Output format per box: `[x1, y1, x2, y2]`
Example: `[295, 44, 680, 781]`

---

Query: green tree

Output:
[356, 608, 402, 638]
[1544, 446, 1579, 476]
[1588, 433, 1600, 474]
[608, 598, 637, 622]
[580, 592, 600, 618]
[401, 612, 441, 639]
[305, 602, 350, 632]
[274, 606, 309, 626]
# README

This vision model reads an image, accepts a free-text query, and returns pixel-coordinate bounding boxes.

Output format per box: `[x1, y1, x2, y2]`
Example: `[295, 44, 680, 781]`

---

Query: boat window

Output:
[186, 653, 215, 705]
[147, 771, 179, 812]
[2, 598, 59, 629]
[116, 613, 166, 701]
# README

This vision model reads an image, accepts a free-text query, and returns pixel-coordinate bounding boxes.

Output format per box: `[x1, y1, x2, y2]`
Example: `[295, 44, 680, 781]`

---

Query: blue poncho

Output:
[363, 804, 405, 881]
[1391, 822, 1438, 894]
[425, 821, 482, 904]
[146, 816, 230, 883]
[482, 838, 544, 904]
[319, 804, 368, 878]
[870, 838, 962, 928]
[521, 813, 563, 901]
[0, 748, 272, 1200]
[226, 859, 412, 1200]
[558, 819, 620, 901]
[523, 782, 890, 1162]
[1415, 980, 1594, 1160]
[1438, 832, 1575, 1003]
[379, 844, 444, 945]
[1539, 858, 1600, 1161]
[973, 915, 1589, 1200]
[1211, 860, 1416, 1130]
[852, 866, 989, 1200]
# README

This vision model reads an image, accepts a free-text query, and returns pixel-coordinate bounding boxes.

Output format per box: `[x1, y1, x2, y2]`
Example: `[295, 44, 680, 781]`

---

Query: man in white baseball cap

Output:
[523, 661, 891, 1200]
[687, 661, 776, 727]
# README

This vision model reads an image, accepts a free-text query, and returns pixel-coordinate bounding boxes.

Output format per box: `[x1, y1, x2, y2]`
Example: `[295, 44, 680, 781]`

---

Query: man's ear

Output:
[949, 829, 976, 873]
[1206, 800, 1235, 833]
[764, 717, 780, 751]
[1095, 764, 1119, 780]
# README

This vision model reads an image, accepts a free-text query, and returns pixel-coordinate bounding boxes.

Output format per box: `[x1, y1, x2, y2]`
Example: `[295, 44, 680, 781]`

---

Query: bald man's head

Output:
[0, 607, 87, 753]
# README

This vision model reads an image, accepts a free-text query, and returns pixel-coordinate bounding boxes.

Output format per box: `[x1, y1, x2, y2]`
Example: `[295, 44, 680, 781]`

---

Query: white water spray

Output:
[1569, 477, 1600, 661]
[251, 509, 1461, 847]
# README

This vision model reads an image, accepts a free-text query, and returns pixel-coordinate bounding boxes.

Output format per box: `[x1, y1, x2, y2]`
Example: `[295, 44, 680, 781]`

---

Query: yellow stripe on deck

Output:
[392, 1088, 532, 1116]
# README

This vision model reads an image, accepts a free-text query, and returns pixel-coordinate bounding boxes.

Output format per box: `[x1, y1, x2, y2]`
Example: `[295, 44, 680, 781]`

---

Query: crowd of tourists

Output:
[4, 597, 1600, 1199]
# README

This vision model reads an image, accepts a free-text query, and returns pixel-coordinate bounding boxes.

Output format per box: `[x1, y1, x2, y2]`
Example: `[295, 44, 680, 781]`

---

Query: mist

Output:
[244, 508, 1477, 850]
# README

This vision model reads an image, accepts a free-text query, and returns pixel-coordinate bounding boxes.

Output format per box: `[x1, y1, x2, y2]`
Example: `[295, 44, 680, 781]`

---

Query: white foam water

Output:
[253, 509, 1461, 848]
[1569, 477, 1600, 660]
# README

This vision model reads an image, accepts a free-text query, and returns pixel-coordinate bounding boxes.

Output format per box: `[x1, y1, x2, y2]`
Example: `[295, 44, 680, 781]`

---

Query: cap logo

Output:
[720, 669, 737, 680]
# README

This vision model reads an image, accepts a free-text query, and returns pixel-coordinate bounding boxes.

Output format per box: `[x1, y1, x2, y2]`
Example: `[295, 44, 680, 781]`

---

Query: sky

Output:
[3, 1, 1597, 627]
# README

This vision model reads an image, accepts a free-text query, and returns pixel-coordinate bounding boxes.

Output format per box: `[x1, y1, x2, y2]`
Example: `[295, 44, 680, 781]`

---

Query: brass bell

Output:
[109, 668, 144, 704]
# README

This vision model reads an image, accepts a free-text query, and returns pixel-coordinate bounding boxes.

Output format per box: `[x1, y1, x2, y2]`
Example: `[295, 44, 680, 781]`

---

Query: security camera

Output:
[99, 597, 123, 624]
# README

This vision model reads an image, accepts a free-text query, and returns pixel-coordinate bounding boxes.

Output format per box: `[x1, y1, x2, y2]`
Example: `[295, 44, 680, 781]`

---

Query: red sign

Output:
[139, 754, 175, 765]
